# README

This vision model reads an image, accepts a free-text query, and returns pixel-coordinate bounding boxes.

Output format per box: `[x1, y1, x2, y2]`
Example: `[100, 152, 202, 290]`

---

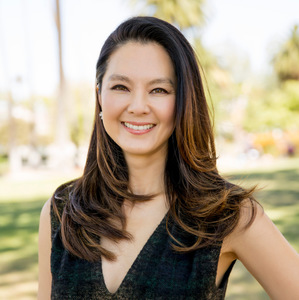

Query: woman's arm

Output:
[37, 198, 52, 300]
[229, 201, 299, 300]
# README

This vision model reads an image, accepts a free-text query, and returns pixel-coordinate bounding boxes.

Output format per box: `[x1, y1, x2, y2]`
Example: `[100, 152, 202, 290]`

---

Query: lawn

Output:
[0, 159, 298, 299]
[0, 170, 80, 300]
[224, 158, 299, 299]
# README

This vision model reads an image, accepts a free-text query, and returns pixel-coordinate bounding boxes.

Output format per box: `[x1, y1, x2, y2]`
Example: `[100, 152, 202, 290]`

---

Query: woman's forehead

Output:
[103, 42, 176, 84]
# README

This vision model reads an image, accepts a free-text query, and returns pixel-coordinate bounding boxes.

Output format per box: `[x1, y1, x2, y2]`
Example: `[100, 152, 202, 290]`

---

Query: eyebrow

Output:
[108, 74, 132, 83]
[148, 78, 175, 87]
[108, 74, 175, 87]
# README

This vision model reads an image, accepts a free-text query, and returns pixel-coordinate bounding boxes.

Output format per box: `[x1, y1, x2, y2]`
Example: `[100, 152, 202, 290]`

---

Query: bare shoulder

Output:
[39, 198, 52, 242]
[234, 198, 265, 239]
[223, 199, 299, 299]
[38, 198, 52, 300]
[221, 198, 262, 253]
[40, 198, 51, 220]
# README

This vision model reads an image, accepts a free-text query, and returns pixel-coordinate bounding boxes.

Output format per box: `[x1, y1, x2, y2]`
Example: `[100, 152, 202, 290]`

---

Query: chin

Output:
[123, 148, 154, 156]
[122, 143, 169, 158]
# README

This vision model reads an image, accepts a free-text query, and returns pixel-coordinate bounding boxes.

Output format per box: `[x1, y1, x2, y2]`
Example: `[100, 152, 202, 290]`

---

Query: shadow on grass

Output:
[1, 252, 38, 275]
[226, 165, 299, 299]
[1, 200, 42, 229]
[0, 198, 45, 276]
[258, 189, 299, 207]
[227, 166, 299, 208]
[228, 168, 299, 183]
[273, 209, 299, 249]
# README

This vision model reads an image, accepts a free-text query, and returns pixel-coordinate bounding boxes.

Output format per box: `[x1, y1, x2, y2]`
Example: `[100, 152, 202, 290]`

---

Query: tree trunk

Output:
[55, 0, 70, 146]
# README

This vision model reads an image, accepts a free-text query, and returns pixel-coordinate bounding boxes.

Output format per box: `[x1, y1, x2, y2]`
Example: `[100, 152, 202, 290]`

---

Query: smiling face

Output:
[98, 42, 176, 160]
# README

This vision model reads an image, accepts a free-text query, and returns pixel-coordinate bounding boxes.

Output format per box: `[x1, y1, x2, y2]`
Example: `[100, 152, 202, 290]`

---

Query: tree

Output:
[54, 0, 70, 145]
[131, 0, 206, 30]
[243, 80, 299, 132]
[273, 25, 299, 82]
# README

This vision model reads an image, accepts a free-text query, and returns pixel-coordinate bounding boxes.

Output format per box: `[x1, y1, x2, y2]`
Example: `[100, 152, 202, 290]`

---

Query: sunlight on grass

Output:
[0, 170, 79, 299]
[226, 261, 270, 300]
[267, 208, 289, 220]
[0, 271, 38, 300]
[225, 159, 299, 299]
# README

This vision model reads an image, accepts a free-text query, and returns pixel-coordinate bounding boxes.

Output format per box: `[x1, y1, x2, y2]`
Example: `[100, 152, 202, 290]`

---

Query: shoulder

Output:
[41, 197, 51, 223]
[41, 197, 51, 217]
[38, 198, 52, 299]
[39, 198, 51, 237]
[222, 199, 269, 254]
[221, 198, 261, 260]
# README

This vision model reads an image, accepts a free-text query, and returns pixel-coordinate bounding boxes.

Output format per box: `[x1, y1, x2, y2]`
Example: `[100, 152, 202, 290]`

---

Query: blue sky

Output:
[0, 0, 298, 96]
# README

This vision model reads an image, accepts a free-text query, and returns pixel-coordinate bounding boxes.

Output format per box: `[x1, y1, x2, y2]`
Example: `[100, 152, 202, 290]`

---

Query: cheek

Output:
[162, 99, 176, 126]
[101, 95, 124, 135]
[152, 99, 176, 138]
[102, 94, 124, 118]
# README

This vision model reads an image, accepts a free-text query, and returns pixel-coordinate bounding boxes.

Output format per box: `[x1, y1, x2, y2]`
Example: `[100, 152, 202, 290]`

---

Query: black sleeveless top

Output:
[50, 197, 235, 299]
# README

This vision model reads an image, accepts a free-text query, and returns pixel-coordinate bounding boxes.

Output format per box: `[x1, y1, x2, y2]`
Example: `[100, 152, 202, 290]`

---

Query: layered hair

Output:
[53, 16, 257, 261]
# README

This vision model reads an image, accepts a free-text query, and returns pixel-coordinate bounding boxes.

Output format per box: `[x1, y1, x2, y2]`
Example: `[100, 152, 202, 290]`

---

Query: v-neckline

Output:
[100, 213, 168, 296]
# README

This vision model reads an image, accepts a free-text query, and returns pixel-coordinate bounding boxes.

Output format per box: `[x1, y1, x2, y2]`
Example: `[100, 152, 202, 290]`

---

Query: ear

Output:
[96, 84, 102, 106]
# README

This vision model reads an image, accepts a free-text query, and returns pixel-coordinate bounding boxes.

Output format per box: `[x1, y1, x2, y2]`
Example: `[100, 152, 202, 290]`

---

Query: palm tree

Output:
[54, 0, 70, 145]
[131, 0, 206, 30]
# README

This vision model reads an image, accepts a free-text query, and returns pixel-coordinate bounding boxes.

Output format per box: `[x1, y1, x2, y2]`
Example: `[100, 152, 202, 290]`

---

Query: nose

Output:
[127, 91, 150, 115]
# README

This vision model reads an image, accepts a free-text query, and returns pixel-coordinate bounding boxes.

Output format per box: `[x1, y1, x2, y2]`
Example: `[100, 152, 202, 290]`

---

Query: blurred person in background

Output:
[38, 16, 299, 299]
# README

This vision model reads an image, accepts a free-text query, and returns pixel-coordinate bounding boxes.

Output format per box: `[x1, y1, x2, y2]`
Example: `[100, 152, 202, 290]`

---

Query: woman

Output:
[38, 16, 299, 299]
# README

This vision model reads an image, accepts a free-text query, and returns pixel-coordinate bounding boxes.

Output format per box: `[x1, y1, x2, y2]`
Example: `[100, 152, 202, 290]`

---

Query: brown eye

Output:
[151, 88, 168, 94]
[112, 85, 128, 91]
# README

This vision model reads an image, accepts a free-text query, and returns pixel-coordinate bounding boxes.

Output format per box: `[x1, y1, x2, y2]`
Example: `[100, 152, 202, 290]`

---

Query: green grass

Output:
[0, 171, 80, 300]
[0, 159, 298, 299]
[224, 158, 299, 300]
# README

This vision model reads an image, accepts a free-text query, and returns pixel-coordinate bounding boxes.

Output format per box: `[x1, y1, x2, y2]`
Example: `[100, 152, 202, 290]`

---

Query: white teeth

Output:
[123, 122, 154, 130]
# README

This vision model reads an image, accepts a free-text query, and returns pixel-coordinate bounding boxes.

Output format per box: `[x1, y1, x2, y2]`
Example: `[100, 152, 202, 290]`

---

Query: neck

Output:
[124, 150, 167, 196]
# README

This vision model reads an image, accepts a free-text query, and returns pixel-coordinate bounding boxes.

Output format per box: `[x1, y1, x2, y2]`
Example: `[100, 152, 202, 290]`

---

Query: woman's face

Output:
[99, 42, 176, 159]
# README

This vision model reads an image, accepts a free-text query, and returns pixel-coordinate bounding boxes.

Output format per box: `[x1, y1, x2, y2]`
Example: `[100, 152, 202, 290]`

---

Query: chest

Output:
[51, 217, 228, 299]
[100, 216, 166, 294]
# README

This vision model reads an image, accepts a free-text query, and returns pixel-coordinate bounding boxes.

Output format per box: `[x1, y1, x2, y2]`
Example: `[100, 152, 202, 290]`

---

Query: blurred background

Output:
[0, 0, 298, 299]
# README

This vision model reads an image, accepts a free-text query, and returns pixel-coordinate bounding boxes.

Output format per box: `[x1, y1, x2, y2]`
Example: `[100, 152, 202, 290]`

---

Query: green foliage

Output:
[244, 80, 299, 132]
[68, 83, 94, 147]
[244, 24, 299, 135]
[273, 25, 299, 82]
[282, 80, 299, 111]
[192, 38, 240, 127]
[131, 0, 206, 30]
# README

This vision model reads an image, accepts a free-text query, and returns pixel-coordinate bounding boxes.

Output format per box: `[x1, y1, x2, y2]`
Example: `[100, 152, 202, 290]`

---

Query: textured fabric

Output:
[50, 196, 235, 300]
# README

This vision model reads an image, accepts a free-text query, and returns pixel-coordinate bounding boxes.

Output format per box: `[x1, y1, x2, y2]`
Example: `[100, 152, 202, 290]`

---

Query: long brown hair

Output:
[52, 16, 257, 261]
